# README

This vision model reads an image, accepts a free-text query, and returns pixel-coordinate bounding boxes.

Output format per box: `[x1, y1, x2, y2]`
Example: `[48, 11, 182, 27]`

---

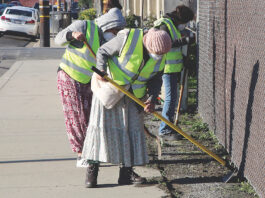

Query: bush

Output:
[125, 14, 141, 28]
[78, 8, 96, 20]
[78, 0, 91, 9]
[143, 16, 157, 29]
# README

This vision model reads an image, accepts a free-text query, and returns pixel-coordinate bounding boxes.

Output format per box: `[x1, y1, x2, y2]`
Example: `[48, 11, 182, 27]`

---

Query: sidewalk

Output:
[0, 58, 166, 197]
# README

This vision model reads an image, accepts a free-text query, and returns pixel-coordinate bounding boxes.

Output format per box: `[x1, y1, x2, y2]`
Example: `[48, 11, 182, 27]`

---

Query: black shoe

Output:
[118, 167, 146, 185]
[85, 163, 99, 188]
[159, 132, 183, 141]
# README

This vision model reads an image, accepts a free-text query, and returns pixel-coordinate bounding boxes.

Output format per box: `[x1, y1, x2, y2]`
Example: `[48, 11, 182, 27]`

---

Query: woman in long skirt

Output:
[81, 28, 172, 187]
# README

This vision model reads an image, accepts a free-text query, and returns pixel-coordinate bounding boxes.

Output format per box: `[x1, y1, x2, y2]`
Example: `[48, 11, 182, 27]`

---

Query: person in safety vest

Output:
[80, 28, 172, 188]
[154, 5, 195, 141]
[55, 8, 126, 168]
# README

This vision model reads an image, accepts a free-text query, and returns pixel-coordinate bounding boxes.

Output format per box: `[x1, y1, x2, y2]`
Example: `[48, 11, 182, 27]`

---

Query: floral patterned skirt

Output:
[81, 95, 149, 167]
[57, 70, 92, 153]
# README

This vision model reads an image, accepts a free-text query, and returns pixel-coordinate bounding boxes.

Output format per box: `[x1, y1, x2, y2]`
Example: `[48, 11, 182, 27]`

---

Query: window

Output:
[6, 9, 33, 17]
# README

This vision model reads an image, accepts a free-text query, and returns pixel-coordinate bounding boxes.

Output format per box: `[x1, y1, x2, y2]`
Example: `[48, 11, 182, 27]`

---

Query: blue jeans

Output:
[159, 73, 179, 135]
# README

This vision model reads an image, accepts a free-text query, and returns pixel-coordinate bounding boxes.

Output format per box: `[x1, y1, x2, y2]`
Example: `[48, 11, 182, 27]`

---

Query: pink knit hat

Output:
[143, 28, 172, 55]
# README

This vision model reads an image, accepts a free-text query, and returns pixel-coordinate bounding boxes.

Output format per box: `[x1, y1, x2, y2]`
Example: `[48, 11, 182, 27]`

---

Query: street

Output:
[0, 34, 34, 47]
[0, 34, 36, 77]
[0, 43, 64, 78]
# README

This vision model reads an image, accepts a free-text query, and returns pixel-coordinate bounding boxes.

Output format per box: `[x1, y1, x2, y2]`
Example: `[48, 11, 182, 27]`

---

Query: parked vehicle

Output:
[0, 6, 40, 40]
[9, 1, 22, 6]
[0, 4, 13, 16]
[71, 2, 80, 19]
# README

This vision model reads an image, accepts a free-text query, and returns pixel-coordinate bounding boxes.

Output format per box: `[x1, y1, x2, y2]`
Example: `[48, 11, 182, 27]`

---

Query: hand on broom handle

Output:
[83, 40, 97, 58]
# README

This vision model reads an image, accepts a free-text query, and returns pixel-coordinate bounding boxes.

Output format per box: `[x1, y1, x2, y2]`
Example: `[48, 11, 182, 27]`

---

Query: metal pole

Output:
[52, 0, 54, 38]
[63, 0, 67, 11]
[147, 0, 150, 18]
[39, 0, 50, 47]
[58, 0, 61, 11]
[156, 0, 159, 19]
[140, 0, 144, 27]
[126, 0, 130, 16]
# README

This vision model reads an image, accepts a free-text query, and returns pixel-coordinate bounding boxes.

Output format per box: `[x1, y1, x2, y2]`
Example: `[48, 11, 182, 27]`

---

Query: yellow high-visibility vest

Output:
[59, 20, 100, 84]
[108, 29, 166, 98]
[154, 18, 183, 73]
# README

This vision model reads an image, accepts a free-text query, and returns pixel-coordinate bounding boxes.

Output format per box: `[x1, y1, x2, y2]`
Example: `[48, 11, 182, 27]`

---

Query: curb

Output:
[0, 61, 23, 90]
[26, 38, 65, 48]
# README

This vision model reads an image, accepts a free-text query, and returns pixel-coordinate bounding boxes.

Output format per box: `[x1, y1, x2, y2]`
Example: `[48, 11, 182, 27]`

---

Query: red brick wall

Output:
[19, 0, 51, 7]
[18, 0, 79, 8]
[198, 1, 265, 197]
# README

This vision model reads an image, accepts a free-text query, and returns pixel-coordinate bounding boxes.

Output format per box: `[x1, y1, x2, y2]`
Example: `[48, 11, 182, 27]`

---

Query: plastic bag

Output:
[91, 73, 130, 109]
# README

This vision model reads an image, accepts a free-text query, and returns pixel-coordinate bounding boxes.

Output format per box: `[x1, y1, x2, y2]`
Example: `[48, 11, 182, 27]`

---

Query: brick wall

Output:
[17, 0, 78, 7]
[19, 0, 38, 7]
[198, 0, 265, 197]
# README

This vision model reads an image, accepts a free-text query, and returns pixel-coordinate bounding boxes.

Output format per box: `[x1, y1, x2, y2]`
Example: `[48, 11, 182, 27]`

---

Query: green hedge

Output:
[78, 8, 97, 20]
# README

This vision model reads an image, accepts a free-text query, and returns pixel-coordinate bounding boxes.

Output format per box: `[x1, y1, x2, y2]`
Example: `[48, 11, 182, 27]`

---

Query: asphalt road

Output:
[0, 34, 35, 77]
[0, 47, 64, 78]
[0, 34, 34, 47]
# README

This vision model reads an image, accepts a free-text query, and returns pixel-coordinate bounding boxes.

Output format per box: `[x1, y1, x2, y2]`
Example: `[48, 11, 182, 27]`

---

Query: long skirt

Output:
[57, 70, 93, 153]
[81, 95, 149, 167]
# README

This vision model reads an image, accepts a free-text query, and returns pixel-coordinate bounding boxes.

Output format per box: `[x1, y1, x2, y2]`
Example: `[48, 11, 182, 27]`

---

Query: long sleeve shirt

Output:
[96, 29, 163, 103]
[55, 20, 104, 47]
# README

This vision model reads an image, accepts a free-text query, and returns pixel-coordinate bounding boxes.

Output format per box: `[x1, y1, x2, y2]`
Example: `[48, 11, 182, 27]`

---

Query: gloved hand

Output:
[72, 32, 86, 41]
[144, 100, 155, 113]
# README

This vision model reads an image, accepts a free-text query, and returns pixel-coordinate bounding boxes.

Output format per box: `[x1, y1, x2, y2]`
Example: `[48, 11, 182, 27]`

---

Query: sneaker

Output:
[76, 156, 89, 168]
[159, 132, 183, 141]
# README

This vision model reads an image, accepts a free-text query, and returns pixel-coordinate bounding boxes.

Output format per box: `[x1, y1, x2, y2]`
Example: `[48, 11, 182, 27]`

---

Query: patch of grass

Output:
[239, 181, 258, 196]
[189, 119, 224, 150]
[188, 91, 197, 106]
[213, 142, 223, 150]
[179, 113, 193, 125]
[151, 117, 160, 121]
[161, 141, 172, 147]
[191, 119, 209, 133]
[146, 176, 162, 184]
[188, 77, 197, 89]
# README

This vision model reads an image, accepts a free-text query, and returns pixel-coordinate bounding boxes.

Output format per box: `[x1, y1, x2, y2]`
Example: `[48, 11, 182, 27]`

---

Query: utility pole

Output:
[58, 0, 62, 11]
[63, 0, 67, 11]
[140, 0, 144, 27]
[39, 0, 50, 47]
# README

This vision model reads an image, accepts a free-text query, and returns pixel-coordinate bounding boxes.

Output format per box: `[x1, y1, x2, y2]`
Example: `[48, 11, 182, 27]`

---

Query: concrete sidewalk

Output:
[0, 59, 166, 198]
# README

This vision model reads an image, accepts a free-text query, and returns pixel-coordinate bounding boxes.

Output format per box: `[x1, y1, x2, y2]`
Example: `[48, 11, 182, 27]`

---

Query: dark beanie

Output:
[111, 0, 122, 10]
[176, 5, 194, 23]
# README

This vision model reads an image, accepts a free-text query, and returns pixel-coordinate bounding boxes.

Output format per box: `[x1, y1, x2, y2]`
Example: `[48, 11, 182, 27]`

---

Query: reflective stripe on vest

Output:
[59, 20, 100, 84]
[108, 29, 166, 98]
[154, 18, 183, 73]
[132, 57, 165, 98]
